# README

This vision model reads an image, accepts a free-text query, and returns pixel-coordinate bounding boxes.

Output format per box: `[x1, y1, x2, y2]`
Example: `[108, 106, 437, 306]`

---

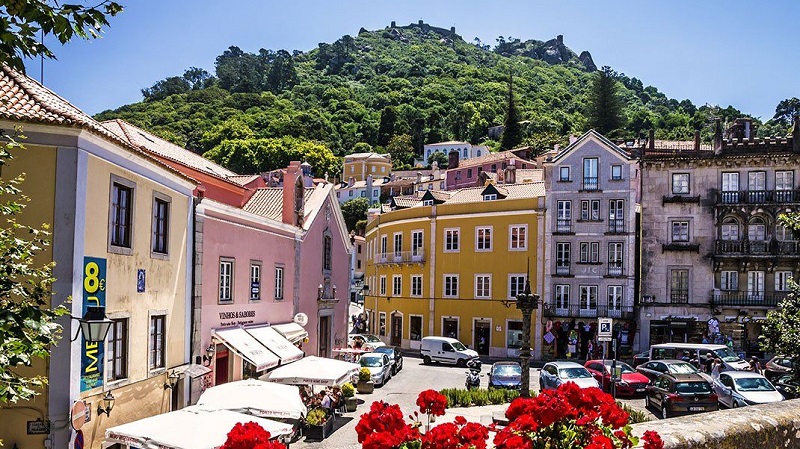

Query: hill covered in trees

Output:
[95, 21, 790, 176]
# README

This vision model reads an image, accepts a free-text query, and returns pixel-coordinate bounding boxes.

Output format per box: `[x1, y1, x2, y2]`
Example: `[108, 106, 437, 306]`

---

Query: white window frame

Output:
[444, 228, 460, 252]
[475, 274, 491, 299]
[409, 315, 423, 341]
[671, 221, 690, 242]
[559, 166, 570, 181]
[720, 271, 738, 291]
[607, 285, 623, 312]
[747, 271, 765, 299]
[555, 284, 570, 310]
[379, 312, 387, 336]
[509, 225, 528, 251]
[393, 232, 403, 258]
[611, 164, 622, 181]
[672, 173, 690, 194]
[475, 226, 493, 252]
[274, 265, 284, 300]
[411, 275, 423, 297]
[249, 261, 261, 301]
[412, 230, 424, 257]
[579, 285, 598, 312]
[219, 258, 234, 303]
[443, 274, 459, 298]
[508, 274, 526, 299]
[379, 275, 387, 296]
[392, 275, 402, 297]
[776, 271, 793, 291]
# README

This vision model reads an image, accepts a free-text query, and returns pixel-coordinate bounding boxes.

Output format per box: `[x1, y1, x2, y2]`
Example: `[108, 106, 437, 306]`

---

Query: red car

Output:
[584, 359, 651, 396]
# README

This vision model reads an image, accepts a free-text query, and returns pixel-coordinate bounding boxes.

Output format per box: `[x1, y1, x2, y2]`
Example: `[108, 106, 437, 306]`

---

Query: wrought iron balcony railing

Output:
[716, 189, 800, 205]
[710, 292, 787, 307]
[542, 303, 634, 320]
[374, 250, 426, 264]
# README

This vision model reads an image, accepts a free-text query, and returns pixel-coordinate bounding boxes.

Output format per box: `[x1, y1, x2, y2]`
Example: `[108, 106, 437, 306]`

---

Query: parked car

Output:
[645, 373, 718, 419]
[764, 355, 794, 381]
[348, 333, 386, 351]
[712, 371, 783, 408]
[488, 361, 522, 389]
[420, 336, 479, 367]
[539, 361, 599, 391]
[372, 346, 403, 374]
[773, 374, 800, 399]
[360, 352, 392, 386]
[649, 343, 749, 371]
[636, 359, 704, 382]
[632, 351, 650, 367]
[584, 360, 650, 396]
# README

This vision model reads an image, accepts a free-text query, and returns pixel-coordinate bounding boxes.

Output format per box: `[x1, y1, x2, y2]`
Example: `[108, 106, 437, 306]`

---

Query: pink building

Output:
[445, 148, 537, 190]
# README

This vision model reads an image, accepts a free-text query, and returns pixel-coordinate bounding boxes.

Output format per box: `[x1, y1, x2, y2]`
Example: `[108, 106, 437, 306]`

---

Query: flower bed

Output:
[440, 387, 520, 407]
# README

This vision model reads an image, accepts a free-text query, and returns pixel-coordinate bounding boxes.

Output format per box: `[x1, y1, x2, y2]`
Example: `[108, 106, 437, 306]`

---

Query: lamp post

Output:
[71, 306, 114, 343]
[515, 276, 540, 398]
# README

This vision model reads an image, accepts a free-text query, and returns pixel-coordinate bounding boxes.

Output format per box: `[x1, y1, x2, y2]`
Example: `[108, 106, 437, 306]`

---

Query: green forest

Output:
[95, 21, 796, 177]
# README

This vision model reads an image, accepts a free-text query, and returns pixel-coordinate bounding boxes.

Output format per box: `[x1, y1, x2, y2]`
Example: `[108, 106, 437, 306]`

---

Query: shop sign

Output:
[26, 419, 50, 435]
[81, 257, 106, 392]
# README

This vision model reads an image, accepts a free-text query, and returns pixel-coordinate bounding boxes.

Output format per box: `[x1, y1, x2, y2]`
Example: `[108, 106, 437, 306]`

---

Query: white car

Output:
[348, 333, 386, 351]
[713, 371, 784, 408]
[360, 352, 392, 386]
[539, 361, 599, 391]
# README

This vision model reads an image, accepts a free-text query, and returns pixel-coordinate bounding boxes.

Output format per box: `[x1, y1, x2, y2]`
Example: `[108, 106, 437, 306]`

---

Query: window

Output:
[579, 286, 598, 312]
[607, 286, 622, 312]
[349, 190, 353, 197]
[776, 171, 795, 201]
[427, 184, 433, 191]
[412, 230, 423, 257]
[274, 266, 284, 300]
[392, 275, 402, 296]
[360, 191, 366, 197]
[467, 168, 473, 178]
[670, 269, 689, 303]
[671, 221, 690, 242]
[559, 166, 570, 181]
[748, 218, 766, 241]
[507, 321, 523, 349]
[556, 242, 570, 275]
[509, 275, 526, 299]
[721, 219, 740, 241]
[557, 200, 572, 232]
[463, 148, 468, 158]
[483, 193, 497, 201]
[509, 225, 527, 250]
[608, 243, 623, 275]
[380, 235, 388, 258]
[579, 242, 600, 263]
[583, 158, 598, 190]
[373, 190, 379, 197]
[580, 200, 600, 221]
[106, 318, 128, 381]
[776, 225, 794, 241]
[491, 164, 497, 172]
[379, 312, 386, 336]
[476, 227, 492, 251]
[444, 228, 460, 252]
[323, 235, 332, 270]
[422, 199, 433, 206]
[410, 315, 422, 341]
[152, 195, 170, 255]
[555, 285, 570, 309]
[721, 172, 739, 203]
[249, 262, 261, 301]
[776, 271, 793, 291]
[748, 171, 766, 203]
[455, 171, 462, 180]
[672, 173, 690, 194]
[720, 271, 738, 290]
[611, 165, 622, 181]
[444, 275, 459, 298]
[379, 275, 387, 296]
[219, 259, 234, 303]
[411, 275, 423, 297]
[608, 200, 624, 233]
[110, 180, 134, 249]
[747, 271, 765, 299]
[475, 275, 491, 299]
[394, 233, 403, 257]
[149, 315, 166, 370]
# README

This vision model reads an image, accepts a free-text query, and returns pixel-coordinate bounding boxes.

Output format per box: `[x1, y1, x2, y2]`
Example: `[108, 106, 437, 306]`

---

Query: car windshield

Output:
[494, 365, 522, 376]
[559, 367, 592, 379]
[362, 335, 382, 343]
[734, 377, 776, 392]
[603, 362, 635, 373]
[713, 347, 742, 363]
[360, 357, 383, 368]
[373, 347, 392, 355]
[668, 363, 698, 374]
[451, 341, 467, 351]
[675, 382, 711, 394]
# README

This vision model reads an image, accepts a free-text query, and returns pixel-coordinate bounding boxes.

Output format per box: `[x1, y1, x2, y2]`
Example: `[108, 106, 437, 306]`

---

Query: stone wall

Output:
[630, 400, 800, 448]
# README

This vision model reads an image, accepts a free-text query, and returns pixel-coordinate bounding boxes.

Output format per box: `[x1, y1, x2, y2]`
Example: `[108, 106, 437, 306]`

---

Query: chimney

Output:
[553, 143, 559, 153]
[713, 119, 723, 155]
[793, 116, 800, 153]
[505, 164, 517, 185]
[282, 161, 303, 226]
[568, 135, 577, 145]
[348, 176, 355, 187]
[416, 172, 422, 184]
[648, 129, 655, 152]
[744, 119, 752, 139]
[694, 130, 701, 151]
[448, 150, 459, 169]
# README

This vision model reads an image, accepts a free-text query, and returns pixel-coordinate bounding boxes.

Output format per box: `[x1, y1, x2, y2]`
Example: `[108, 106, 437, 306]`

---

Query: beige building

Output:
[342, 152, 392, 182]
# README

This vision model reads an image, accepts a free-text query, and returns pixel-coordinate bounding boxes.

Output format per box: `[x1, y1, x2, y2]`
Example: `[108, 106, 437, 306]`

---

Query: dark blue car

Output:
[488, 361, 522, 389]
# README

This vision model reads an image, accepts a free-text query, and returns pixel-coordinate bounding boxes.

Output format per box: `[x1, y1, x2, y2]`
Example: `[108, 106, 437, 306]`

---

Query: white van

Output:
[649, 343, 750, 371]
[420, 336, 479, 366]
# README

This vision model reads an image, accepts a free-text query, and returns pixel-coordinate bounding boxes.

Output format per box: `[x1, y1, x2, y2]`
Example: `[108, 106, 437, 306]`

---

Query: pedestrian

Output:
[711, 358, 722, 379]
[749, 356, 762, 374]
[703, 352, 714, 374]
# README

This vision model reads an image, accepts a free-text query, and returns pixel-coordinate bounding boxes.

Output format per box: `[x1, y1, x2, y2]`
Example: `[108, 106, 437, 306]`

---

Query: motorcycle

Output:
[465, 359, 482, 390]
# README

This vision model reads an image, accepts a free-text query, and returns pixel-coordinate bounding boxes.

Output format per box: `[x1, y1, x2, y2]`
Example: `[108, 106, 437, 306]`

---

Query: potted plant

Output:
[357, 367, 374, 394]
[304, 407, 333, 440]
[342, 382, 357, 412]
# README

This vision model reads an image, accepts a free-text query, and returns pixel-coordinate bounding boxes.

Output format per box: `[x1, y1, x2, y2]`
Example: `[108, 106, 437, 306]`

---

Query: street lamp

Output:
[97, 391, 115, 417]
[164, 370, 182, 390]
[202, 343, 216, 366]
[515, 275, 540, 398]
[71, 307, 114, 343]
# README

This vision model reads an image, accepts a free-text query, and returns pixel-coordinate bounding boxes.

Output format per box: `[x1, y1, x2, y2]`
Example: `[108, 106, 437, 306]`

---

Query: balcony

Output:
[607, 219, 625, 234]
[582, 177, 599, 191]
[670, 292, 689, 304]
[715, 189, 800, 205]
[555, 263, 571, 276]
[542, 303, 634, 320]
[715, 239, 800, 256]
[607, 261, 624, 277]
[710, 292, 787, 307]
[555, 219, 573, 234]
[374, 250, 426, 265]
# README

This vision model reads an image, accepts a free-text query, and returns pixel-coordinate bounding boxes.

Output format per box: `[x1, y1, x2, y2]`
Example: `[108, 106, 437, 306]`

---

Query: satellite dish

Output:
[293, 313, 308, 327]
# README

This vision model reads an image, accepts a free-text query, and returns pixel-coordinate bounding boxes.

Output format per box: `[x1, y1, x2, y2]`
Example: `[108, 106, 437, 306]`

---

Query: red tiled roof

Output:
[243, 188, 315, 222]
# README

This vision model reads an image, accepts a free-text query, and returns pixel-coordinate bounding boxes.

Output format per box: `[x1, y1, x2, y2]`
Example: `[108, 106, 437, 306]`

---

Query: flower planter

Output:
[357, 380, 374, 394]
[345, 396, 358, 412]
[304, 415, 334, 441]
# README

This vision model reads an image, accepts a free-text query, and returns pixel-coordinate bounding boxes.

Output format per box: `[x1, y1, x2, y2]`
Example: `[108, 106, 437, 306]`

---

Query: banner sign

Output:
[80, 257, 106, 392]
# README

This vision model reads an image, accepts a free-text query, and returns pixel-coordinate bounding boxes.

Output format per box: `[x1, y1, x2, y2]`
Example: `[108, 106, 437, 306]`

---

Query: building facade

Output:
[418, 141, 489, 166]
[542, 131, 640, 358]
[445, 148, 538, 190]
[342, 152, 391, 182]
[364, 181, 546, 358]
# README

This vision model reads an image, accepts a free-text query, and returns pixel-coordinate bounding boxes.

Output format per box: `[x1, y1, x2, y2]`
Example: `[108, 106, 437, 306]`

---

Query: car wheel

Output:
[456, 359, 466, 368]
[423, 356, 431, 365]
[732, 400, 739, 408]
[661, 402, 670, 419]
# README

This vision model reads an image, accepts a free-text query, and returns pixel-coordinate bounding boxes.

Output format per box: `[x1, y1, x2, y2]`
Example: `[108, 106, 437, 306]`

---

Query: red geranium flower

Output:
[221, 422, 285, 449]
[642, 430, 665, 449]
[417, 389, 448, 416]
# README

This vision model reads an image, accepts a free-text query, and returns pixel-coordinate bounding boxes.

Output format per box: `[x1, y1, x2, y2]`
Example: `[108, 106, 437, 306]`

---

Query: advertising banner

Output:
[80, 257, 106, 392]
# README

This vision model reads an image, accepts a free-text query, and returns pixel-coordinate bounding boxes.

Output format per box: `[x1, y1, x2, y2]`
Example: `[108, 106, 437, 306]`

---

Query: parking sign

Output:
[598, 318, 613, 341]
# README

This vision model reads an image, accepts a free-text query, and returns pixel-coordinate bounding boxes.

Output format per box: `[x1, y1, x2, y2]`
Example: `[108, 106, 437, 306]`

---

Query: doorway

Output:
[391, 314, 402, 346]
[214, 349, 229, 386]
[319, 315, 330, 357]
[474, 320, 491, 356]
[442, 317, 459, 339]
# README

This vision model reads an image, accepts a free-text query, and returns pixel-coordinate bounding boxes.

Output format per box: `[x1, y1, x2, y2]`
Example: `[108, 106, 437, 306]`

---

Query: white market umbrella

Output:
[105, 406, 293, 449]
[197, 379, 306, 420]
[261, 355, 360, 386]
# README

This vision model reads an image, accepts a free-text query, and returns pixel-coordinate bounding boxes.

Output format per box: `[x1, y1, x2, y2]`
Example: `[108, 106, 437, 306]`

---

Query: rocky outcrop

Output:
[493, 34, 596, 71]
[579, 51, 597, 72]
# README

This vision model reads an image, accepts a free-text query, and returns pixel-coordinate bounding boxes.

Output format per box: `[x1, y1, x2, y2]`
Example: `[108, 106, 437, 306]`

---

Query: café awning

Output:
[196, 379, 306, 420]
[106, 407, 292, 449]
[246, 325, 304, 364]
[213, 327, 279, 371]
[261, 356, 359, 386]
[272, 322, 308, 344]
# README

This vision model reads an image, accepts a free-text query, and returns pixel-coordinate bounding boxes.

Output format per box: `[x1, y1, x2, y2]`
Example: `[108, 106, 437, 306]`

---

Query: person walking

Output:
[749, 356, 762, 374]
[703, 353, 714, 374]
[711, 358, 723, 380]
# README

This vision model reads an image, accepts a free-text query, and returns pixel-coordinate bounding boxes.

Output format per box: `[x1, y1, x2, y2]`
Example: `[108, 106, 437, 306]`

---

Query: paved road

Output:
[293, 355, 657, 448]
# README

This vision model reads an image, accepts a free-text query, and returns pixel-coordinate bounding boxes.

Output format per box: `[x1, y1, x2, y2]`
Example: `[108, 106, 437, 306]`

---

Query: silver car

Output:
[539, 361, 599, 391]
[713, 371, 783, 408]
[360, 353, 392, 386]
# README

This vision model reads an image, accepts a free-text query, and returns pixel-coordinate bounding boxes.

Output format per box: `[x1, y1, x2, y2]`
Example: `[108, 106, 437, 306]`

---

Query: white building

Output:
[417, 141, 489, 166]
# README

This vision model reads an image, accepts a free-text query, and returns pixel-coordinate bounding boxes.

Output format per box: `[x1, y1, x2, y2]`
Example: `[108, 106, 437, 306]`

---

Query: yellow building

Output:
[0, 66, 197, 448]
[343, 152, 392, 182]
[364, 179, 547, 359]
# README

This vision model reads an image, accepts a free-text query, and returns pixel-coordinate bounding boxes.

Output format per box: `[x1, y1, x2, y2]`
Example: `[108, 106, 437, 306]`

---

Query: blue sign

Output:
[137, 269, 146, 293]
[80, 257, 106, 392]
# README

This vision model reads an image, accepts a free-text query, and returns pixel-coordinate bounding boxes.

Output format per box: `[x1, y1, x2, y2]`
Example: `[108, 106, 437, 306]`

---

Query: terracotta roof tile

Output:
[454, 150, 534, 168]
[442, 182, 545, 204]
[243, 188, 315, 222]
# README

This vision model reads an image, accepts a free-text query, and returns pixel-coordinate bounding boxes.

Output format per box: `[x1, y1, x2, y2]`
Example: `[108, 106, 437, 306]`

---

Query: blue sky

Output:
[25, 0, 799, 120]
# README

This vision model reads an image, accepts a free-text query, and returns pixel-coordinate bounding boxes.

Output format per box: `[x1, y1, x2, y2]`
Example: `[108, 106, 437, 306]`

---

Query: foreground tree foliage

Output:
[340, 198, 371, 233]
[0, 134, 69, 403]
[586, 66, 625, 135]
